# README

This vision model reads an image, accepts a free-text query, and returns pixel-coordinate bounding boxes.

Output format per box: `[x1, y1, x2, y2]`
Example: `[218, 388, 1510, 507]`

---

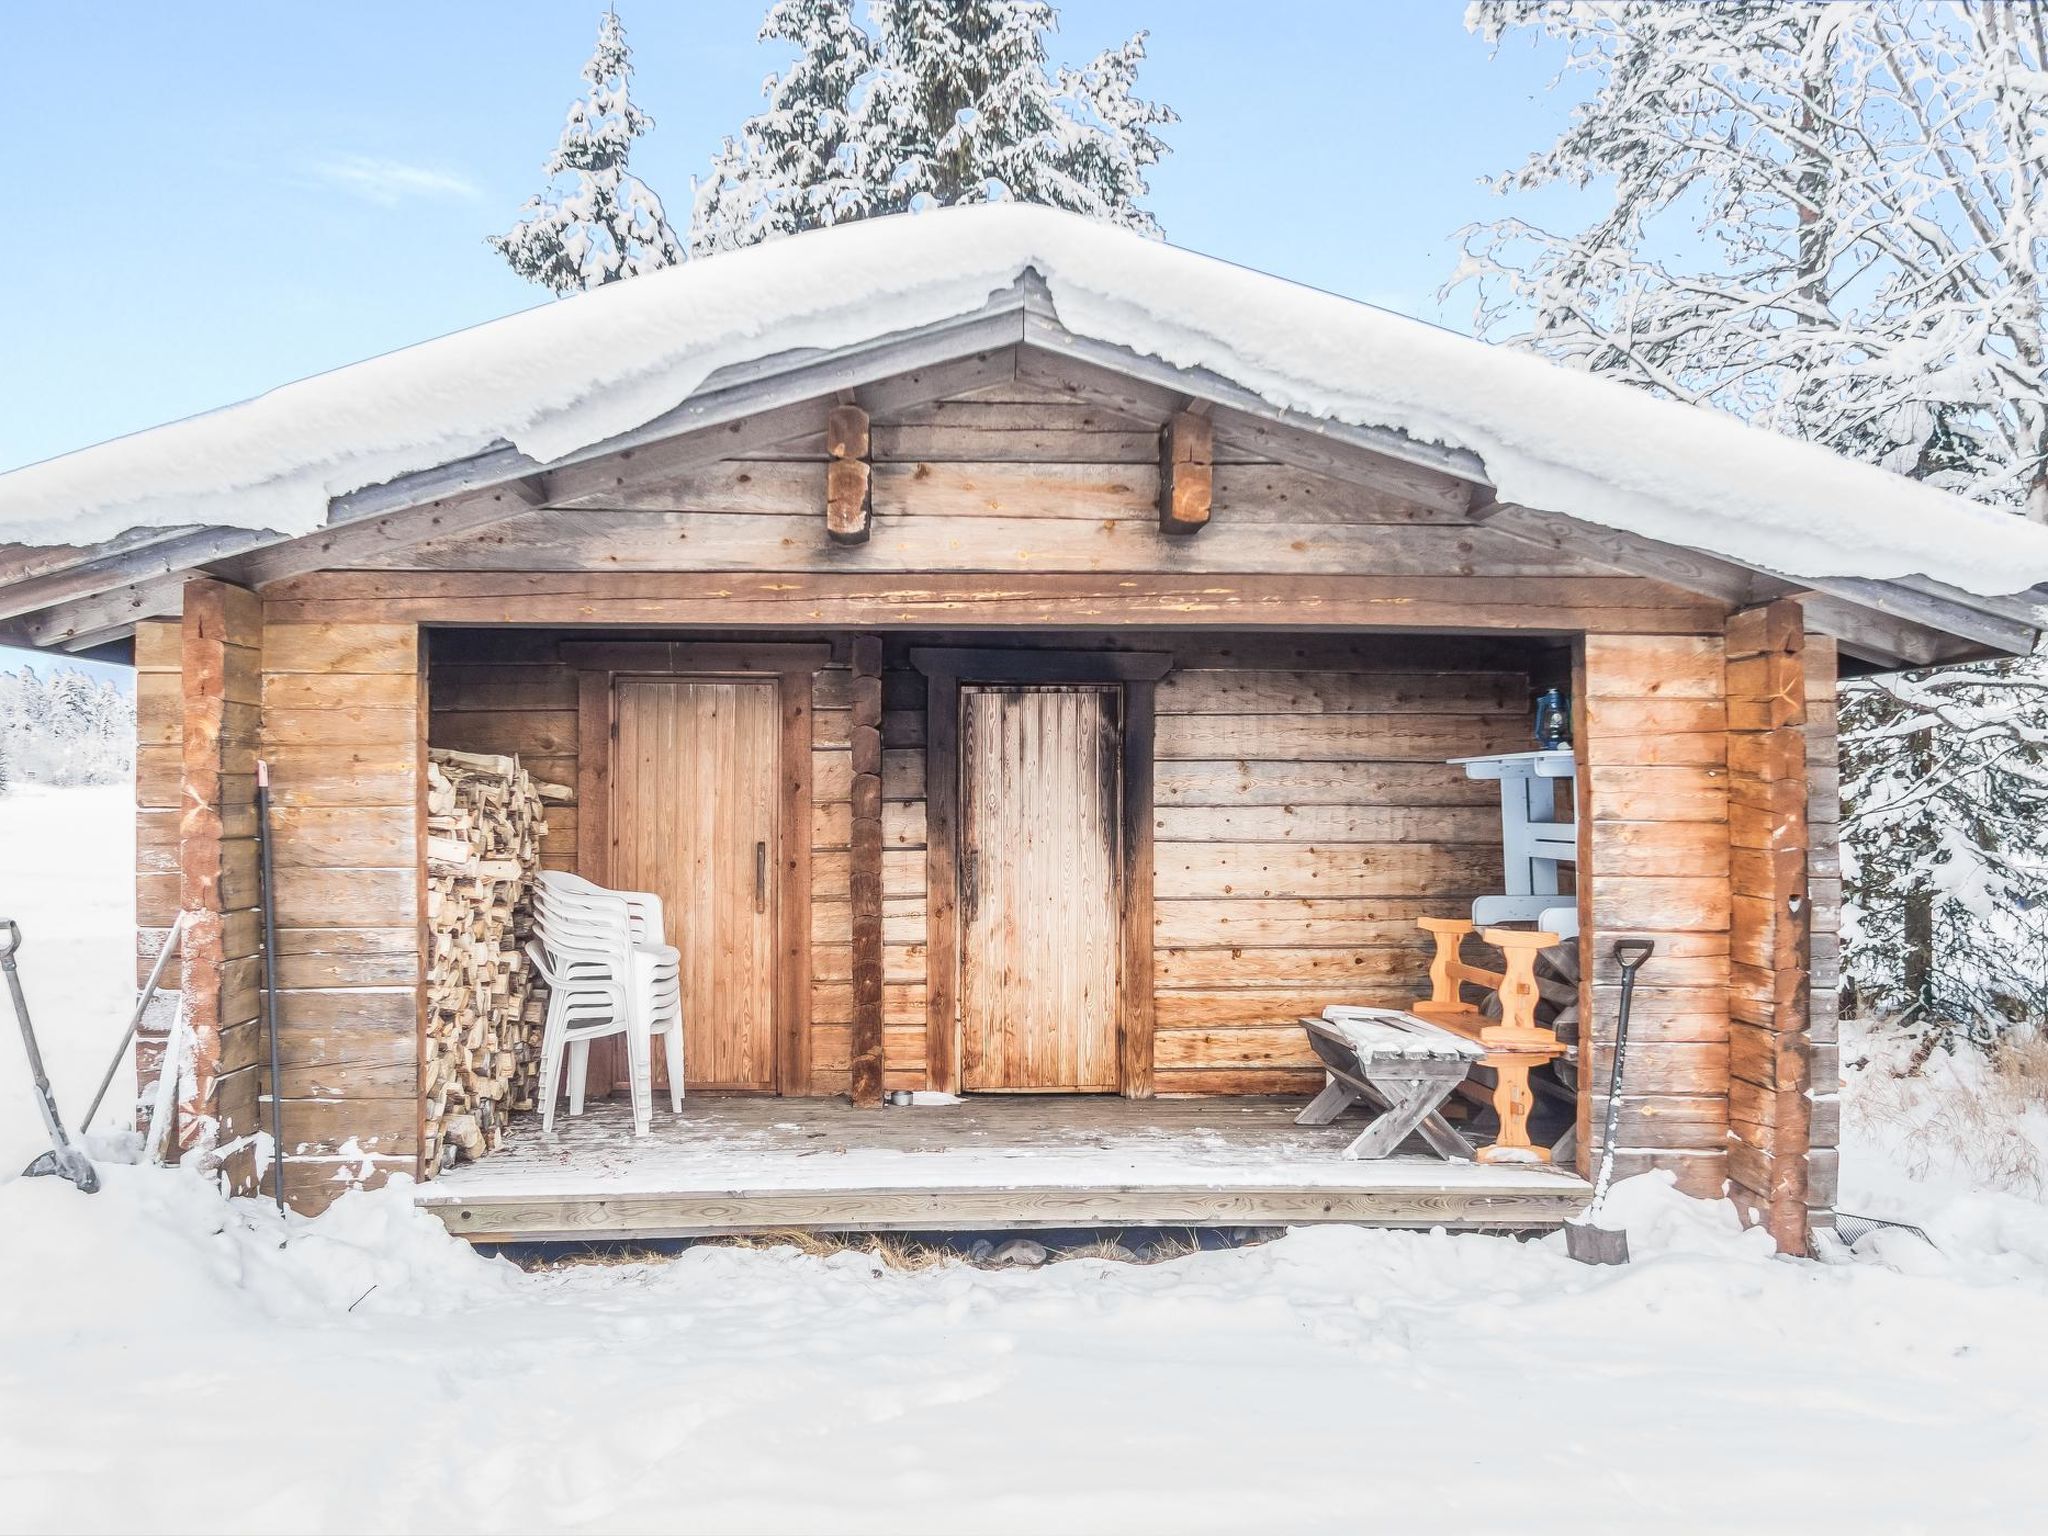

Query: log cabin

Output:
[4, 205, 2045, 1255]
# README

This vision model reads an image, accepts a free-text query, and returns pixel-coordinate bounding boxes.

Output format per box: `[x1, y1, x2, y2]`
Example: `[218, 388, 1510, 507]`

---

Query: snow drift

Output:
[2, 203, 2046, 596]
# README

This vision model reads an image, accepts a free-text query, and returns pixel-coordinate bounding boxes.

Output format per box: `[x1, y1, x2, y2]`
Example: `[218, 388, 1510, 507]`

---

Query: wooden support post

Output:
[133, 619, 183, 1135]
[1158, 411, 1213, 534]
[826, 403, 873, 544]
[175, 578, 264, 1190]
[259, 616, 425, 1212]
[848, 634, 885, 1107]
[1119, 677, 1157, 1099]
[1725, 600, 1813, 1253]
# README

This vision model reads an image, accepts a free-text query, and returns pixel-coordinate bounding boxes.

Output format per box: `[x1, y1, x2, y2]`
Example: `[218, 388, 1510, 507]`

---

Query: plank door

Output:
[959, 685, 1121, 1092]
[612, 678, 780, 1092]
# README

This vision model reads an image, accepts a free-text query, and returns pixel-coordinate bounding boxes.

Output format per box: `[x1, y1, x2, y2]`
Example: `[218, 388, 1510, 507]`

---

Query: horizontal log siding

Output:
[260, 615, 424, 1211]
[177, 580, 266, 1192]
[1804, 636, 1842, 1228]
[1151, 656, 1527, 1096]
[812, 661, 928, 1093]
[132, 619, 183, 1133]
[426, 639, 579, 872]
[1576, 634, 1733, 1200]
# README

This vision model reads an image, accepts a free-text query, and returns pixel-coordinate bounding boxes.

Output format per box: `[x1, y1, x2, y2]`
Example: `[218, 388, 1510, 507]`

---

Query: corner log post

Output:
[175, 577, 265, 1191]
[847, 634, 886, 1106]
[1158, 410, 1213, 534]
[825, 403, 873, 544]
[1724, 600, 1814, 1253]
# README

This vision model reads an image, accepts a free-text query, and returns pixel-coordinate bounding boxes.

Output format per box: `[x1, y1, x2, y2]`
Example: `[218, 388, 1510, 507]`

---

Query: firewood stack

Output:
[421, 748, 571, 1175]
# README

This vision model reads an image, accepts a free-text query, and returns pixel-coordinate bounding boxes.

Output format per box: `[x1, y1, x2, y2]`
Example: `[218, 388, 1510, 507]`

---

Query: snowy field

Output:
[3, 786, 2047, 1534]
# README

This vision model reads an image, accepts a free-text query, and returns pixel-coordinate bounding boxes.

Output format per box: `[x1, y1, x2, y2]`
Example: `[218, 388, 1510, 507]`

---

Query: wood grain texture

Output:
[613, 679, 781, 1091]
[416, 1096, 1589, 1240]
[1721, 603, 1818, 1251]
[260, 569, 1731, 634]
[1574, 631, 1732, 1194]
[259, 613, 425, 1208]
[847, 636, 885, 1104]
[172, 580, 266, 1184]
[960, 686, 1121, 1091]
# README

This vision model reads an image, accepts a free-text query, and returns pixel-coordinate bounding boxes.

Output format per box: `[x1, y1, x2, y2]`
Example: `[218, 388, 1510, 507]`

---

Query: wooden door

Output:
[959, 686, 1121, 1092]
[612, 678, 780, 1092]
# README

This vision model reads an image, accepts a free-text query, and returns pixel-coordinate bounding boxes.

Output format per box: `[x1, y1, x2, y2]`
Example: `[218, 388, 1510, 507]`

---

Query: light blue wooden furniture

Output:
[1450, 748, 1579, 940]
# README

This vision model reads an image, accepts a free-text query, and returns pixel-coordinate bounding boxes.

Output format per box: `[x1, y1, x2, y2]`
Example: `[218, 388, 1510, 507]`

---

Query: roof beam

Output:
[0, 524, 281, 624]
[1014, 344, 1477, 519]
[1157, 411, 1213, 534]
[1018, 311, 1491, 489]
[221, 479, 549, 589]
[1480, 504, 1776, 607]
[1792, 577, 2036, 664]
[10, 329, 1024, 645]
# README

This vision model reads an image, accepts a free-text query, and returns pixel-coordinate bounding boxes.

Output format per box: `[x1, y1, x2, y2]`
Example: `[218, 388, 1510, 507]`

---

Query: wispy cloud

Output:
[314, 155, 483, 207]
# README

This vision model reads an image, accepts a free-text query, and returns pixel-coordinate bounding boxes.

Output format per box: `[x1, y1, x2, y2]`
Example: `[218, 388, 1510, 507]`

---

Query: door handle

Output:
[755, 841, 768, 914]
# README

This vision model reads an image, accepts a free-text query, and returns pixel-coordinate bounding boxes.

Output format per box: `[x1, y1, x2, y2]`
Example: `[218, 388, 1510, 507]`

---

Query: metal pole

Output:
[256, 760, 287, 1218]
[81, 910, 187, 1131]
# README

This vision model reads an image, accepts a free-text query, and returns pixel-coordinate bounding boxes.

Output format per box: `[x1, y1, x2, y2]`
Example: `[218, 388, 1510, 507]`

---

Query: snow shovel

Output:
[2, 920, 101, 1192]
[1565, 936, 1654, 1265]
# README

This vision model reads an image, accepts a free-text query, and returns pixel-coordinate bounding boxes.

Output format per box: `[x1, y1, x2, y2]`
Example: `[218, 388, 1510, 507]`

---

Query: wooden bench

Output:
[1412, 918, 1569, 1163]
[1295, 1008, 1484, 1161]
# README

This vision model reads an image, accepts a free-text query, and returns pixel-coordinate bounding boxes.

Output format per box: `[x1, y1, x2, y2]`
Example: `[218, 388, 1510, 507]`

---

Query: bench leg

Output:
[1295, 1075, 1363, 1127]
[1343, 1071, 1458, 1161]
[1413, 1105, 1475, 1163]
[1475, 1057, 1549, 1163]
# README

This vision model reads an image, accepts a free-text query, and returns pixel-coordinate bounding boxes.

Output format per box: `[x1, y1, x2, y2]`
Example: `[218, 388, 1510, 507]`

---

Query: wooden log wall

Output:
[133, 593, 268, 1190]
[132, 619, 182, 1133]
[1150, 644, 1527, 1095]
[1574, 634, 1733, 1200]
[1723, 603, 1826, 1251]
[811, 652, 928, 1094]
[258, 616, 425, 1212]
[175, 580, 265, 1189]
[426, 633, 579, 875]
[1804, 635, 1842, 1231]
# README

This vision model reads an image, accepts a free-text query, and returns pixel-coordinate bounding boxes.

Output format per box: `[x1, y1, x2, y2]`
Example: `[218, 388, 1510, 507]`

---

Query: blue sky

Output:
[0, 2, 1585, 680]
[0, 1, 1585, 475]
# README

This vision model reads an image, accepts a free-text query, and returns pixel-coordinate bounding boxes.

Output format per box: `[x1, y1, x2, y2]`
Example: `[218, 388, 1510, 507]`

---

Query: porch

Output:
[413, 1094, 1591, 1242]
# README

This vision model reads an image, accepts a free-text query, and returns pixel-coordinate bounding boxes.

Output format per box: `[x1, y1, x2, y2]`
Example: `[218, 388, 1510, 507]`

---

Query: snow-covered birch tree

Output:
[491, 10, 686, 294]
[692, 0, 1175, 253]
[1454, 1, 2048, 1034]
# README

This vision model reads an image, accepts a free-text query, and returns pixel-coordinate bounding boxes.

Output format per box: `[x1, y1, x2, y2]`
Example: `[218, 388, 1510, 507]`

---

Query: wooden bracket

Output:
[1158, 411, 1213, 534]
[826, 404, 873, 545]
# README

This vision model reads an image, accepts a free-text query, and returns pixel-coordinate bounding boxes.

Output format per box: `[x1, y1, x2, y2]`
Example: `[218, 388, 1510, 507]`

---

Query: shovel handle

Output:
[0, 920, 18, 964]
[1612, 937, 1655, 973]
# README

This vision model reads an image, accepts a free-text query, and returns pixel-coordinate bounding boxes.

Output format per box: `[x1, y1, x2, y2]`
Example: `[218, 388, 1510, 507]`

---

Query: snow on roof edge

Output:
[3, 202, 2046, 602]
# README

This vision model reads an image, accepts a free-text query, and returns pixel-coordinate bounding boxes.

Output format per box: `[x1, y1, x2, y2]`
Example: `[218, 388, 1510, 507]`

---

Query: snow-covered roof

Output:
[4, 202, 2047, 599]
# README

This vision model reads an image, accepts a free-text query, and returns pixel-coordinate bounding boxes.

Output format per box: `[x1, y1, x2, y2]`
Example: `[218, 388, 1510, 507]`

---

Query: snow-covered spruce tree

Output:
[1455, 1, 2048, 1035]
[491, 10, 686, 294]
[691, 0, 1174, 253]
[693, 0, 878, 253]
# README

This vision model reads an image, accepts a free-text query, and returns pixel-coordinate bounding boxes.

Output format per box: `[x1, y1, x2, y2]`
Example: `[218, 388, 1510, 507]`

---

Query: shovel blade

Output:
[22, 1148, 101, 1193]
[1565, 1217, 1628, 1266]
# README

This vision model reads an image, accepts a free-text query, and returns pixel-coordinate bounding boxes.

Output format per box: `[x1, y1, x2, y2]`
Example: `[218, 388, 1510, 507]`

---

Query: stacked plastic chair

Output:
[530, 872, 685, 1136]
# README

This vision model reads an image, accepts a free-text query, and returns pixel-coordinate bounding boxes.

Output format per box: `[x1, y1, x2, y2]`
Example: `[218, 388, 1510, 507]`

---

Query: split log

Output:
[419, 748, 567, 1175]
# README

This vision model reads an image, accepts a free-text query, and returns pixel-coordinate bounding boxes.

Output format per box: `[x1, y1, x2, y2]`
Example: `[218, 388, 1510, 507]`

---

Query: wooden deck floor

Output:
[415, 1096, 1591, 1242]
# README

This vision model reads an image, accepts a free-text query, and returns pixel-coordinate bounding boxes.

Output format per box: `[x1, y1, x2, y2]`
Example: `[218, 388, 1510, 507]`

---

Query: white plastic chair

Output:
[548, 870, 667, 951]
[533, 875, 684, 1135]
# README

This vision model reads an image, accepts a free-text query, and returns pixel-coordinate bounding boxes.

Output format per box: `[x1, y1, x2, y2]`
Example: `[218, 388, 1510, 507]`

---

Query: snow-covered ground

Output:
[0, 783, 135, 1172]
[3, 785, 2046, 1534]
